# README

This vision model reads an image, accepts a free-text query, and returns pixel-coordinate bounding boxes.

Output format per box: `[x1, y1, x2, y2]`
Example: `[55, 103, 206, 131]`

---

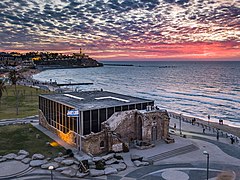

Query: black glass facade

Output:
[39, 96, 154, 135]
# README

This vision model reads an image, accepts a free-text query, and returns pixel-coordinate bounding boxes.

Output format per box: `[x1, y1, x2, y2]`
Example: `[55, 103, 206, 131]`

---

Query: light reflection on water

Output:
[33, 61, 240, 127]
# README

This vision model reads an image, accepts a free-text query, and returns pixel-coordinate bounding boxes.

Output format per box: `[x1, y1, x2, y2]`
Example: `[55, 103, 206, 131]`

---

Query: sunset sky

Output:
[0, 0, 239, 60]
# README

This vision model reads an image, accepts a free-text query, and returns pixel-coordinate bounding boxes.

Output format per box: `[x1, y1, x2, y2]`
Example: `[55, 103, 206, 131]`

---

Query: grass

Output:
[0, 124, 65, 157]
[0, 85, 51, 120]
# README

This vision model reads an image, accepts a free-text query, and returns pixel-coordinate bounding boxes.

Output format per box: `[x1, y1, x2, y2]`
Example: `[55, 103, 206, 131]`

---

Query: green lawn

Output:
[0, 85, 51, 120]
[0, 124, 65, 157]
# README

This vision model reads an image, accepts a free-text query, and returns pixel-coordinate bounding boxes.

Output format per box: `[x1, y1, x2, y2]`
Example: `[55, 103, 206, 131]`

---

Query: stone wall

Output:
[82, 131, 108, 155]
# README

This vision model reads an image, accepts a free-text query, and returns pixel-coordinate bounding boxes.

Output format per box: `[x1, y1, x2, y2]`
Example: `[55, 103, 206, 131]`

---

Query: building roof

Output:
[40, 91, 153, 111]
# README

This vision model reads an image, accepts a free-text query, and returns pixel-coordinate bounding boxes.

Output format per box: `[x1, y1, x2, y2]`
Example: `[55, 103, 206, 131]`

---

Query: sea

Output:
[33, 61, 240, 128]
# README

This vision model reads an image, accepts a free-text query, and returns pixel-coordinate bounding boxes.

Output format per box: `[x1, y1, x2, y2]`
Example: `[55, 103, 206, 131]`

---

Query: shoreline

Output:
[168, 111, 240, 138]
[24, 68, 240, 138]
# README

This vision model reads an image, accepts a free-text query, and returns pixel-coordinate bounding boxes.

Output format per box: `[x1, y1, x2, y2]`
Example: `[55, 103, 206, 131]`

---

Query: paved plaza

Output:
[0, 116, 239, 180]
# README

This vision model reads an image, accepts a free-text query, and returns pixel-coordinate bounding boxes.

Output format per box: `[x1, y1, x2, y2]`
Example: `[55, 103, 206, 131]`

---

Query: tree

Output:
[0, 79, 6, 107]
[8, 70, 21, 115]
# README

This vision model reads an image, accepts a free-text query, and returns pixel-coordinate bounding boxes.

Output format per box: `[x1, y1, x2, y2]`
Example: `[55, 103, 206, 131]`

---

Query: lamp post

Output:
[203, 151, 209, 180]
[179, 114, 182, 136]
[48, 165, 54, 180]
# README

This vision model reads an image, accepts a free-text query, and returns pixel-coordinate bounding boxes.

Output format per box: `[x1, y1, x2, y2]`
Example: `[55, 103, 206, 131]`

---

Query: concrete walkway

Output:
[1, 116, 240, 179]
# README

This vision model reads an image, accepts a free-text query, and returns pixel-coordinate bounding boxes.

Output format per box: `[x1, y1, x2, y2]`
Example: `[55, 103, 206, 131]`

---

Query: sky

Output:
[0, 0, 239, 60]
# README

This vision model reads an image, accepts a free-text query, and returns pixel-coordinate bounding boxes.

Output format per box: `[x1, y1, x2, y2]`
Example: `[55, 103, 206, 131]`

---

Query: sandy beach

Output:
[168, 112, 240, 138]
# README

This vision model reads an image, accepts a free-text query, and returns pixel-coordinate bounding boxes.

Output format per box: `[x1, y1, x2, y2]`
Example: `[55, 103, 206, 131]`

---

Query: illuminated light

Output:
[50, 141, 59, 147]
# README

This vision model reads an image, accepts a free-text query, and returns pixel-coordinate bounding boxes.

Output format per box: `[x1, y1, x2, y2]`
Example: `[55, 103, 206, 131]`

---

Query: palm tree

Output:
[0, 79, 7, 107]
[8, 70, 21, 115]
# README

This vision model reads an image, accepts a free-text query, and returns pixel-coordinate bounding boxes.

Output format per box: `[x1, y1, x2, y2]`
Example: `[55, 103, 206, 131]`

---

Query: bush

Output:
[95, 160, 105, 170]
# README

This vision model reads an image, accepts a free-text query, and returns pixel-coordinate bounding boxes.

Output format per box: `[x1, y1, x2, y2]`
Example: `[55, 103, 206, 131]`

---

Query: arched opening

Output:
[100, 140, 105, 148]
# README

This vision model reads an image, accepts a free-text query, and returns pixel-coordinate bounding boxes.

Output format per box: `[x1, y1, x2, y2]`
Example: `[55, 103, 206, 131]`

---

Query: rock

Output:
[89, 165, 96, 169]
[32, 154, 44, 160]
[41, 162, 59, 169]
[89, 169, 105, 177]
[74, 155, 91, 162]
[71, 164, 79, 170]
[0, 157, 7, 162]
[133, 160, 149, 167]
[30, 160, 48, 167]
[76, 171, 88, 178]
[61, 159, 74, 166]
[22, 158, 31, 164]
[18, 150, 29, 156]
[104, 167, 118, 175]
[88, 159, 95, 165]
[110, 163, 127, 171]
[105, 158, 118, 165]
[102, 153, 114, 161]
[131, 154, 143, 161]
[61, 168, 77, 177]
[54, 157, 65, 163]
[55, 167, 70, 172]
[92, 157, 103, 162]
[74, 160, 80, 165]
[15, 154, 28, 160]
[4, 153, 17, 160]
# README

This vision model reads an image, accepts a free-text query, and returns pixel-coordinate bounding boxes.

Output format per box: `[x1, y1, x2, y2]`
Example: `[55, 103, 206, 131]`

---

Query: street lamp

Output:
[48, 165, 54, 180]
[203, 151, 209, 180]
[179, 114, 182, 136]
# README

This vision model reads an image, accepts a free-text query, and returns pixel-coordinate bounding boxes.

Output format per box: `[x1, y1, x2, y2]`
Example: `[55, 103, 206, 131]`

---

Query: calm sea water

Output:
[33, 61, 240, 127]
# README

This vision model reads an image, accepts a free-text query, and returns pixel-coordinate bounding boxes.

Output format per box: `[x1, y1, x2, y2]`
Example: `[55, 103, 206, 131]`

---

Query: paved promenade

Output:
[0, 116, 239, 179]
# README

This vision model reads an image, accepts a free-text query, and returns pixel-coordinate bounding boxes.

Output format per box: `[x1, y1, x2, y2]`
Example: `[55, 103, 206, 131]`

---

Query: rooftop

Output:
[40, 91, 153, 110]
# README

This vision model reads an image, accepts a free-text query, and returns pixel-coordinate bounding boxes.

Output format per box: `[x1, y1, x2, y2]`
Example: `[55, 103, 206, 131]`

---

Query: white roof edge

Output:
[64, 94, 84, 100]
[95, 96, 130, 103]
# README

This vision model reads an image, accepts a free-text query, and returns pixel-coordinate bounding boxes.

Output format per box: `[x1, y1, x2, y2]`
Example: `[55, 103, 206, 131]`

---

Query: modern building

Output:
[39, 90, 172, 154]
[39, 91, 154, 135]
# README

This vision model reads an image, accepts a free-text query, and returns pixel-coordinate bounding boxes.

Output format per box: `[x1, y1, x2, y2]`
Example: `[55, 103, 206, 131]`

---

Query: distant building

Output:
[39, 91, 171, 154]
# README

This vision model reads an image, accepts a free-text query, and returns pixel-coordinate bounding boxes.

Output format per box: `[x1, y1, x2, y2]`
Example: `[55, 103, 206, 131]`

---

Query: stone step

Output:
[148, 144, 199, 162]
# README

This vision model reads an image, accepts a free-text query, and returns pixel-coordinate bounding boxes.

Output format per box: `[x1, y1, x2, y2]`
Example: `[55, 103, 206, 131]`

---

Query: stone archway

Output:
[151, 126, 157, 142]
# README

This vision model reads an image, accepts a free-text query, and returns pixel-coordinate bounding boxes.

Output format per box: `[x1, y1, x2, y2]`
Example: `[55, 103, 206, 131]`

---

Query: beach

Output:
[168, 112, 240, 138]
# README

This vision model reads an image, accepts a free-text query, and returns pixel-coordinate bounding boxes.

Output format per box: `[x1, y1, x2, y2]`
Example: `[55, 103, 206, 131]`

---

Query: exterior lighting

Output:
[203, 151, 209, 180]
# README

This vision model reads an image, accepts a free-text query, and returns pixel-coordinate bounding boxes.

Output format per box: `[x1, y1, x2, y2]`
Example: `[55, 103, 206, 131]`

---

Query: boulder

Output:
[61, 168, 77, 177]
[30, 160, 48, 167]
[110, 163, 127, 171]
[55, 167, 70, 172]
[88, 159, 95, 165]
[15, 154, 28, 160]
[76, 171, 89, 178]
[22, 158, 31, 164]
[133, 160, 149, 167]
[130, 154, 143, 161]
[89, 169, 105, 177]
[61, 159, 74, 166]
[74, 154, 91, 162]
[54, 157, 65, 163]
[104, 167, 118, 175]
[18, 150, 29, 156]
[74, 160, 80, 165]
[92, 157, 103, 162]
[41, 162, 59, 169]
[71, 164, 79, 170]
[4, 153, 17, 160]
[32, 154, 44, 160]
[105, 158, 118, 165]
[102, 153, 114, 161]
[0, 157, 7, 162]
